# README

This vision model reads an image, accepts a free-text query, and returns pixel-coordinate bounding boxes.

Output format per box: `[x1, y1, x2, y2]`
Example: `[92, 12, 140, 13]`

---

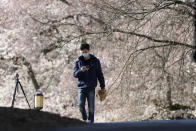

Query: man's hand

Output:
[81, 66, 87, 72]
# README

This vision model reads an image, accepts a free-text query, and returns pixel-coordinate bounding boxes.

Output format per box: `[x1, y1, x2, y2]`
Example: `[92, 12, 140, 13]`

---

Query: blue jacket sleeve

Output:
[73, 60, 83, 78]
[96, 59, 105, 89]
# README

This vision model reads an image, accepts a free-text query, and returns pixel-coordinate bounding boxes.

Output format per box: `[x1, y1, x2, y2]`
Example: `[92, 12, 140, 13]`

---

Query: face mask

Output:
[82, 53, 89, 58]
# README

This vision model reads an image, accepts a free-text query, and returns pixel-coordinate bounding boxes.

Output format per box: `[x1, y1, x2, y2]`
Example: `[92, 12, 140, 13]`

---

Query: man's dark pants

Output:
[78, 87, 95, 123]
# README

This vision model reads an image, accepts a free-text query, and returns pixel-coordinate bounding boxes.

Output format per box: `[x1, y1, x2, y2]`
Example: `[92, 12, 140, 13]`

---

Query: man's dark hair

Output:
[80, 43, 90, 50]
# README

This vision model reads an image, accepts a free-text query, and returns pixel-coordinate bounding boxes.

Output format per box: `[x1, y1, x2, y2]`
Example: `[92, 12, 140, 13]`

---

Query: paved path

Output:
[50, 119, 196, 131]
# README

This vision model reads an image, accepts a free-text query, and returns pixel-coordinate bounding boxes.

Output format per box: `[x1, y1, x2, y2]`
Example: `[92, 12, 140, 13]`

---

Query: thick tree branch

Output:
[12, 56, 40, 90]
[81, 29, 195, 49]
[111, 29, 195, 49]
[166, 6, 194, 17]
[168, 0, 196, 10]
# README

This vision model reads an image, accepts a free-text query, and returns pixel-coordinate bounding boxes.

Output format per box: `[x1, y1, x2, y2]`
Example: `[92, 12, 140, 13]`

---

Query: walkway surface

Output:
[50, 119, 196, 131]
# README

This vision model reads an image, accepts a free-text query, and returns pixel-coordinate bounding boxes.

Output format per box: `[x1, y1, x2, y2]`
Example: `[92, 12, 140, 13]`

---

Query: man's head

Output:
[80, 43, 90, 58]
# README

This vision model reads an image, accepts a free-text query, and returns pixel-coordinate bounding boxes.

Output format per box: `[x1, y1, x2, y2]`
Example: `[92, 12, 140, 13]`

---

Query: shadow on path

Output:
[0, 107, 86, 131]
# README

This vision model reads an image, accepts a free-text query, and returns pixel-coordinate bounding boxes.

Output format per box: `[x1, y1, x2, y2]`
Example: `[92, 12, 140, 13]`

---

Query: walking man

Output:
[73, 43, 106, 123]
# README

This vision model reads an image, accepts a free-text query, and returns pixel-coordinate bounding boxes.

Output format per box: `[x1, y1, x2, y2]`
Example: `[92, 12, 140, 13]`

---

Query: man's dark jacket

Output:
[73, 54, 105, 90]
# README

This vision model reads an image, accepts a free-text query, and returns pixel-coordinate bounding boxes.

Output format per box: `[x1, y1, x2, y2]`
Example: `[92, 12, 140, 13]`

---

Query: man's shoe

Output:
[87, 120, 94, 124]
[83, 119, 87, 123]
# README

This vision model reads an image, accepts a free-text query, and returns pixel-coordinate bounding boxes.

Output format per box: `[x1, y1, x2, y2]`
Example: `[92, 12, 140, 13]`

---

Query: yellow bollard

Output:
[34, 90, 43, 110]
